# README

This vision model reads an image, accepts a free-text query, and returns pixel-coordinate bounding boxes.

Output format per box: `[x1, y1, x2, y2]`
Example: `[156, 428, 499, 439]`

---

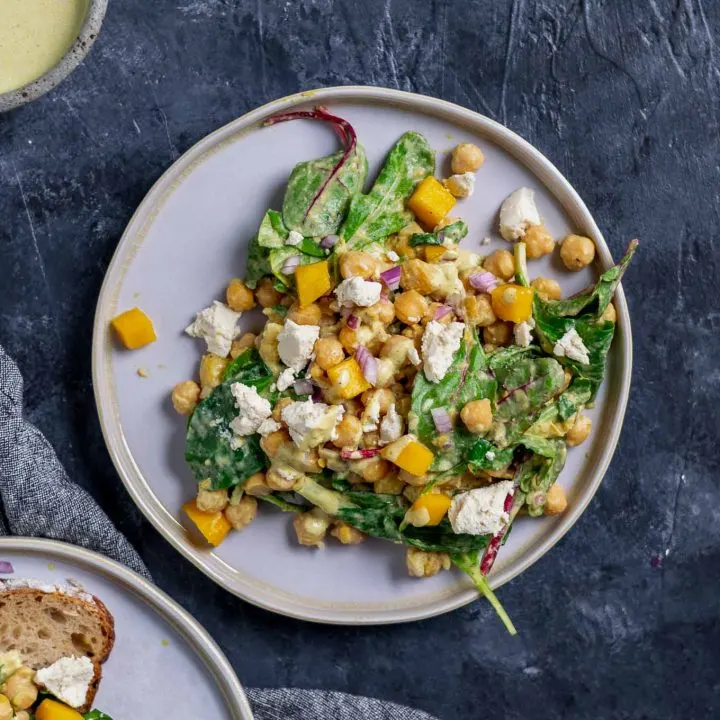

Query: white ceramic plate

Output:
[0, 538, 253, 718]
[92, 86, 632, 625]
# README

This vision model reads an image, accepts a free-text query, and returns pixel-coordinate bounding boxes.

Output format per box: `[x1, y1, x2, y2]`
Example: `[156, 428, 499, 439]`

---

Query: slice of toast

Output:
[0, 582, 115, 712]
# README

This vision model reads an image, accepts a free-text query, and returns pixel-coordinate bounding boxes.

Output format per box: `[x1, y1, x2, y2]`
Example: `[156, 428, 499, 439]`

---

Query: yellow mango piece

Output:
[491, 284, 534, 323]
[407, 177, 456, 230]
[326, 357, 371, 400]
[382, 435, 435, 476]
[424, 245, 447, 263]
[111, 307, 157, 349]
[183, 500, 232, 547]
[36, 699, 84, 720]
[295, 260, 333, 307]
[411, 493, 452, 525]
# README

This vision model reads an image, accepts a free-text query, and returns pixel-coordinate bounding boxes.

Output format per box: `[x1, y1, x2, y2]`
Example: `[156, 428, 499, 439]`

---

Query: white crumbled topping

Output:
[257, 418, 282, 436]
[185, 301, 241, 357]
[277, 320, 320, 370]
[448, 481, 515, 536]
[514, 317, 536, 348]
[379, 403, 404, 445]
[0, 578, 94, 603]
[499, 187, 541, 241]
[285, 230, 303, 246]
[276, 367, 296, 391]
[421, 321, 465, 383]
[229, 383, 272, 436]
[553, 327, 590, 365]
[35, 656, 95, 709]
[281, 400, 344, 449]
[0, 651, 23, 682]
[445, 171, 476, 198]
[407, 345, 421, 366]
[480, 236, 491, 246]
[361, 391, 382, 433]
[386, 250, 400, 262]
[485, 451, 496, 461]
[334, 277, 382, 307]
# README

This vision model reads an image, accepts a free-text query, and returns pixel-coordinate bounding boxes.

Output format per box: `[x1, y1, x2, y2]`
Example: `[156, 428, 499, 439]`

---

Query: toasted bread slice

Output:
[0, 582, 115, 712]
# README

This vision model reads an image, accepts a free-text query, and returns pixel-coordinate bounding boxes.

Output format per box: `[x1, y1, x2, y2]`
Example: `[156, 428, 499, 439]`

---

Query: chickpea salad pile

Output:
[163, 107, 637, 634]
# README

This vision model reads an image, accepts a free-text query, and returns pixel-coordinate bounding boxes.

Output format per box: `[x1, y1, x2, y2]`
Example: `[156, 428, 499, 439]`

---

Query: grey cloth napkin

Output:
[0, 344, 440, 720]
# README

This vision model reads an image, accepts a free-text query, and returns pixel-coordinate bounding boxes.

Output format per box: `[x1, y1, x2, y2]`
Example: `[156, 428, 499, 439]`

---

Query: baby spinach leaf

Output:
[493, 358, 565, 423]
[268, 247, 318, 288]
[257, 209, 289, 248]
[487, 345, 538, 377]
[245, 234, 272, 289]
[84, 711, 113, 719]
[409, 220, 468, 246]
[466, 438, 515, 473]
[517, 442, 567, 516]
[185, 350, 274, 490]
[339, 131, 434, 249]
[556, 378, 593, 420]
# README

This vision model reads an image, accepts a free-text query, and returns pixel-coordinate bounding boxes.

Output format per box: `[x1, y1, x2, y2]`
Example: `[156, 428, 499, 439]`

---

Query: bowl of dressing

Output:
[0, 0, 108, 112]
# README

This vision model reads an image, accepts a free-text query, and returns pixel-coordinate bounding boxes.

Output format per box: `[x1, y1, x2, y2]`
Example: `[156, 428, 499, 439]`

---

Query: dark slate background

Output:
[1, 1, 719, 717]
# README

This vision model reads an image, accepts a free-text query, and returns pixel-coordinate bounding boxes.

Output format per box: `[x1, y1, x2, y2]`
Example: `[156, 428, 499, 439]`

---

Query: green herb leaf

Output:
[245, 233, 272, 289]
[257, 209, 289, 248]
[84, 711, 113, 720]
[409, 220, 468, 246]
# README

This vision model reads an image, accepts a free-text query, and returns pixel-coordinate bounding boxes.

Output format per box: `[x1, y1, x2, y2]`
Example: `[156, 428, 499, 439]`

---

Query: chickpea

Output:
[199, 353, 230, 395]
[226, 278, 256, 312]
[600, 302, 617, 324]
[524, 225, 555, 259]
[361, 388, 394, 415]
[266, 466, 296, 491]
[463, 294, 496, 327]
[401, 258, 439, 295]
[359, 298, 395, 325]
[338, 324, 375, 354]
[443, 174, 473, 199]
[0, 696, 12, 720]
[196, 480, 229, 513]
[531, 277, 562, 301]
[460, 398, 493, 435]
[230, 332, 257, 359]
[332, 414, 362, 449]
[406, 547, 451, 578]
[560, 234, 596, 270]
[483, 249, 515, 281]
[339, 251, 377, 280]
[171, 380, 201, 415]
[362, 430, 380, 448]
[374, 474, 405, 495]
[401, 324, 424, 345]
[393, 235, 418, 260]
[396, 395, 412, 417]
[400, 469, 429, 487]
[5, 668, 37, 711]
[403, 485, 424, 503]
[254, 277, 282, 308]
[288, 302, 322, 326]
[15, 713, 30, 720]
[380, 335, 415, 367]
[395, 290, 429, 325]
[544, 484, 568, 515]
[260, 429, 291, 458]
[566, 413, 592, 447]
[374, 358, 397, 388]
[258, 323, 282, 370]
[269, 398, 291, 423]
[293, 508, 331, 547]
[483, 321, 513, 346]
[451, 142, 484, 174]
[239, 473, 267, 497]
[224, 495, 257, 530]
[423, 302, 451, 325]
[330, 522, 366, 545]
[355, 457, 391, 482]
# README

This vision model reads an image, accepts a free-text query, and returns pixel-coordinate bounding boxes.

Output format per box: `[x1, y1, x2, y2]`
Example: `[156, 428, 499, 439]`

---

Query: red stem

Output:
[480, 490, 521, 575]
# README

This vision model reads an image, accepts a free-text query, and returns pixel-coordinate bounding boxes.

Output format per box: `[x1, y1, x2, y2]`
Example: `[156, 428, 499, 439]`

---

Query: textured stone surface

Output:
[1, 1, 719, 717]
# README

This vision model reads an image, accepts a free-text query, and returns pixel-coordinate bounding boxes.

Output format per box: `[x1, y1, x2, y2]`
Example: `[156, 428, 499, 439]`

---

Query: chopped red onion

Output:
[0, 561, 14, 574]
[341, 448, 381, 460]
[355, 345, 378, 385]
[311, 385, 324, 403]
[437, 230, 446, 244]
[293, 379, 313, 395]
[347, 314, 360, 330]
[469, 271, 500, 293]
[433, 305, 453, 320]
[281, 254, 302, 275]
[379, 266, 401, 291]
[431, 407, 453, 433]
[320, 234, 339, 249]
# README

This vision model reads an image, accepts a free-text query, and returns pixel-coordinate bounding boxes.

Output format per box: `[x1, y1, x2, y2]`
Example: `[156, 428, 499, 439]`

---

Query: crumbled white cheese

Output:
[35, 656, 94, 709]
[499, 187, 541, 241]
[185, 301, 241, 357]
[361, 391, 382, 433]
[281, 400, 344, 449]
[334, 277, 382, 307]
[407, 345, 421, 366]
[276, 367, 296, 391]
[229, 383, 272, 436]
[386, 250, 400, 262]
[421, 321, 465, 383]
[285, 230, 303, 246]
[0, 651, 22, 682]
[514, 317, 536, 348]
[380, 403, 403, 445]
[485, 450, 496, 461]
[553, 327, 590, 365]
[448, 481, 515, 536]
[480, 236, 491, 246]
[257, 418, 282, 436]
[444, 171, 476, 198]
[277, 320, 320, 370]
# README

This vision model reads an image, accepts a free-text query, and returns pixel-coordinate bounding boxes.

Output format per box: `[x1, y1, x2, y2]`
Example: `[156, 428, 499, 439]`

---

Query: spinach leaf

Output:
[268, 246, 319, 288]
[556, 378, 593, 421]
[185, 350, 274, 490]
[257, 209, 289, 248]
[515, 442, 567, 516]
[466, 438, 515, 473]
[339, 131, 434, 249]
[84, 712, 113, 720]
[409, 220, 468, 246]
[259, 493, 308, 513]
[486, 345, 539, 375]
[245, 233, 272, 289]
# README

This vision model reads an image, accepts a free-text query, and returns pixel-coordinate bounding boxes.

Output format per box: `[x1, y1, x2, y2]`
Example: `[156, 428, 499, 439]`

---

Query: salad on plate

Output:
[156, 106, 637, 633]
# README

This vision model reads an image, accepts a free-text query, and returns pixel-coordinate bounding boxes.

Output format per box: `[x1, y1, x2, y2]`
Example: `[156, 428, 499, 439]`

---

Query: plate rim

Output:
[92, 84, 633, 625]
[0, 536, 254, 719]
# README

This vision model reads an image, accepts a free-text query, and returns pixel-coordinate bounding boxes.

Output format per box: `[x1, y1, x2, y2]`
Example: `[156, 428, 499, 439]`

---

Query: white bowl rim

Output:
[92, 85, 633, 625]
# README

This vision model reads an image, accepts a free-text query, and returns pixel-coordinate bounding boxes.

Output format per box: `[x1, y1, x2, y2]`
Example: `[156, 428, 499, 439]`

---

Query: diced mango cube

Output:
[183, 500, 232, 547]
[36, 700, 84, 720]
[424, 245, 447, 263]
[111, 307, 157, 349]
[326, 357, 371, 399]
[491, 284, 534, 323]
[408, 177, 456, 230]
[410, 493, 452, 525]
[296, 260, 333, 307]
[382, 434, 435, 476]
